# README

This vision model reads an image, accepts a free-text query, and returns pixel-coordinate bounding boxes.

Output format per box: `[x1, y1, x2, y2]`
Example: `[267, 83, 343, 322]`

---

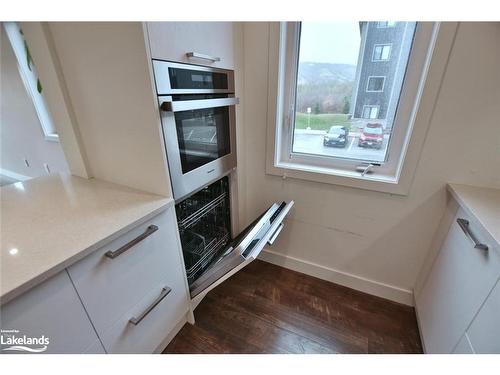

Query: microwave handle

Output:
[160, 97, 239, 112]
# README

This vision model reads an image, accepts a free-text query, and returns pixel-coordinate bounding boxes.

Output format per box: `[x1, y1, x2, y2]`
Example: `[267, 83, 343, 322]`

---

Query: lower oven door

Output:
[189, 200, 294, 306]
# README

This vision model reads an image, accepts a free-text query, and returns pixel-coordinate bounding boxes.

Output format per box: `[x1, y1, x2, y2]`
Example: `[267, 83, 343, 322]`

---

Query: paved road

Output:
[292, 133, 389, 162]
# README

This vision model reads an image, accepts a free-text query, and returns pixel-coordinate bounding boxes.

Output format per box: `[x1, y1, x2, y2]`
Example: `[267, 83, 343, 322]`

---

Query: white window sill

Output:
[266, 160, 412, 195]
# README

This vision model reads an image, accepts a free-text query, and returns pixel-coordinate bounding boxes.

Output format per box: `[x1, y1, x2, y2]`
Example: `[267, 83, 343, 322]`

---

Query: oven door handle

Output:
[160, 97, 239, 112]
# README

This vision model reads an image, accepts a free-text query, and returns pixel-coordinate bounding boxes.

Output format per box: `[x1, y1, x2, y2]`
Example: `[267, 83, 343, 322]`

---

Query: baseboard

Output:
[0, 168, 31, 181]
[259, 248, 414, 306]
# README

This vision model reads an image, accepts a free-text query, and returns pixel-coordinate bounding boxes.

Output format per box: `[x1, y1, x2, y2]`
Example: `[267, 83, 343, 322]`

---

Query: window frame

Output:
[366, 75, 386, 92]
[3, 22, 59, 142]
[265, 21, 454, 195]
[372, 43, 392, 61]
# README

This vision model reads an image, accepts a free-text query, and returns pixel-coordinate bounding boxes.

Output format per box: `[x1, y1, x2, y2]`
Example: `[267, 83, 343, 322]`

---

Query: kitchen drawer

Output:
[100, 280, 187, 353]
[67, 207, 189, 335]
[417, 206, 500, 353]
[467, 277, 500, 353]
[452, 334, 475, 354]
[0, 271, 101, 354]
[146, 22, 235, 70]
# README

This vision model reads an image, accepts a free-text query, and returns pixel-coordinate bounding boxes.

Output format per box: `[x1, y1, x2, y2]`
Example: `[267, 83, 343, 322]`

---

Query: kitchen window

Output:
[372, 44, 392, 61]
[366, 76, 386, 92]
[266, 21, 445, 195]
[3, 22, 59, 142]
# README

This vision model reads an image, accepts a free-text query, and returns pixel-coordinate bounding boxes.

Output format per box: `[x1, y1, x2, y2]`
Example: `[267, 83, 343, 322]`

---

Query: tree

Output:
[342, 96, 350, 114]
[313, 102, 321, 114]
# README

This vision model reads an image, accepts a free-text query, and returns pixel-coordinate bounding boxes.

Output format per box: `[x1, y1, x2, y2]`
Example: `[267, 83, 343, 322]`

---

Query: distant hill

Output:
[297, 62, 357, 86]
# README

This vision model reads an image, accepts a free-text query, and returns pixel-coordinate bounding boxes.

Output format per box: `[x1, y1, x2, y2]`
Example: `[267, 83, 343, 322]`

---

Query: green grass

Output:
[294, 112, 351, 131]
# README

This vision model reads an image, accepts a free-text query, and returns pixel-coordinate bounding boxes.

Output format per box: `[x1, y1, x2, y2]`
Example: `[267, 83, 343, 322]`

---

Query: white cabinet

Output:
[146, 22, 235, 69]
[67, 207, 189, 353]
[416, 206, 500, 353]
[467, 278, 500, 353]
[1, 206, 189, 354]
[67, 208, 188, 335]
[0, 271, 104, 354]
[99, 282, 187, 353]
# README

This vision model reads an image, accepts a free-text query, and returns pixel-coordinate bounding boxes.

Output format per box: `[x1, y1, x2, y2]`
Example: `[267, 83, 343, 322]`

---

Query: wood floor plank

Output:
[163, 260, 423, 354]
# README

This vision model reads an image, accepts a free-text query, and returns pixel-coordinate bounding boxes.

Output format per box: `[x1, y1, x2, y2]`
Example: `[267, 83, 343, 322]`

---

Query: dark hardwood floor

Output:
[164, 260, 423, 354]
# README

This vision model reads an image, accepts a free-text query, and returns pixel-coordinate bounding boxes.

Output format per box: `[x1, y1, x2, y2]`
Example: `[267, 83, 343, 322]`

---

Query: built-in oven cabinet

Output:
[146, 22, 235, 70]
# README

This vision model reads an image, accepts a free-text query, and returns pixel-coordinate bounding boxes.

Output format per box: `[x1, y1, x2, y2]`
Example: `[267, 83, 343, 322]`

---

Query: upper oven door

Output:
[153, 60, 235, 95]
[159, 95, 238, 201]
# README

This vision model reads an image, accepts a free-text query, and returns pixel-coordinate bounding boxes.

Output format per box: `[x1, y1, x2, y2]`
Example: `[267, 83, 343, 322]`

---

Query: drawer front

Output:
[467, 277, 500, 353]
[100, 280, 187, 353]
[67, 208, 189, 335]
[0, 271, 100, 354]
[452, 334, 475, 354]
[416, 207, 500, 353]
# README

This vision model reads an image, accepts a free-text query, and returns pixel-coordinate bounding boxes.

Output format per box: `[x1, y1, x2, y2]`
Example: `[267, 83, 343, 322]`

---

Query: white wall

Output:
[47, 22, 171, 197]
[0, 28, 69, 179]
[241, 22, 500, 304]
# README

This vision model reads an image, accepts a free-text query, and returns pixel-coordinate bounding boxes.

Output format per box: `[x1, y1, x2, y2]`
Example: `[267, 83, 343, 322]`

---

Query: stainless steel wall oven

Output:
[153, 60, 238, 201]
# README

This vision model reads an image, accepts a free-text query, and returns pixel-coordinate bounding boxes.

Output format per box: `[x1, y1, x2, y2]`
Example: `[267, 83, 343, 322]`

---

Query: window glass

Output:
[367, 76, 385, 92]
[373, 45, 391, 61]
[291, 21, 416, 163]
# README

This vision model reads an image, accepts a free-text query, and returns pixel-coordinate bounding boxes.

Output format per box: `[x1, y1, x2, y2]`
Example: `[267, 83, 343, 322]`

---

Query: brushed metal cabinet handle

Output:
[129, 287, 171, 326]
[105, 225, 158, 259]
[186, 52, 221, 62]
[456, 218, 488, 251]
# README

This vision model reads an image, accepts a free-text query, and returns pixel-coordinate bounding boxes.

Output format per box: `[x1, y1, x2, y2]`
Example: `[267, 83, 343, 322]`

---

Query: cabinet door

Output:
[467, 277, 500, 353]
[146, 22, 235, 69]
[416, 207, 500, 353]
[0, 271, 102, 354]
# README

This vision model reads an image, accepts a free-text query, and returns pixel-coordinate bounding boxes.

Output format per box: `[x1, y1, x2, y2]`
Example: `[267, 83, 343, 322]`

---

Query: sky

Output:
[298, 22, 361, 65]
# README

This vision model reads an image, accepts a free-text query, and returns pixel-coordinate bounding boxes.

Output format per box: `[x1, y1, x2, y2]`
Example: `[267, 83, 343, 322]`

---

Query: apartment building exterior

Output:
[351, 21, 416, 129]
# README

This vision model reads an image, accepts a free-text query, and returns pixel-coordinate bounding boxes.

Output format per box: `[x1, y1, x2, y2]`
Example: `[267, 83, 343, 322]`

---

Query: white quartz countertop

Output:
[447, 183, 500, 246]
[1, 174, 173, 304]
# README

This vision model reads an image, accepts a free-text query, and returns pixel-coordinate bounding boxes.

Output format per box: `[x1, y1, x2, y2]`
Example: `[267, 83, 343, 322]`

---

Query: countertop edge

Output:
[1, 199, 174, 306]
[447, 184, 500, 247]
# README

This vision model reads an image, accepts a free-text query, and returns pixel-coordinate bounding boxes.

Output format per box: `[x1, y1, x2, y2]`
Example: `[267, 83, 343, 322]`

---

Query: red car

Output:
[358, 123, 384, 150]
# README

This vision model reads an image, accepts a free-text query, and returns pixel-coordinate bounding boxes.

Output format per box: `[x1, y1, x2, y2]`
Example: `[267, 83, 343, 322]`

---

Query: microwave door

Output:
[189, 200, 294, 302]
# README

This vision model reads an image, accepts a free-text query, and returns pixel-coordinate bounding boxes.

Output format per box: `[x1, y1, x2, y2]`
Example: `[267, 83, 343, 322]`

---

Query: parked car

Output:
[323, 126, 349, 148]
[358, 123, 384, 149]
